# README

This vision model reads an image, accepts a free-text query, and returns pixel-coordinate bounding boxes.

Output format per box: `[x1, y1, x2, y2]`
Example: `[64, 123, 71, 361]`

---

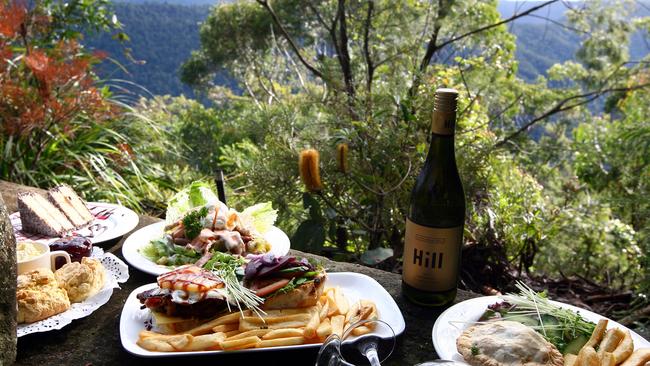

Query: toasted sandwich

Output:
[136, 265, 229, 334]
[244, 254, 326, 309]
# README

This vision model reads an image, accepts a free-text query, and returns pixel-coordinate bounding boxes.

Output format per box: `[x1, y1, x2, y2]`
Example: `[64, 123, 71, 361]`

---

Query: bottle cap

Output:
[434, 88, 458, 113]
[431, 88, 458, 135]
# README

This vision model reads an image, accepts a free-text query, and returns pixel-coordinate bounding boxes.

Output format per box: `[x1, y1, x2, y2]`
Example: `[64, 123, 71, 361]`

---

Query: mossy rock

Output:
[0, 194, 16, 365]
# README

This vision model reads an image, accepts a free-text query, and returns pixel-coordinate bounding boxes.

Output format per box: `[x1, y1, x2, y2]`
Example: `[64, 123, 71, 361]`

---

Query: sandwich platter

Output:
[119, 272, 405, 357]
[432, 296, 650, 364]
[122, 221, 291, 276]
[11, 202, 140, 244]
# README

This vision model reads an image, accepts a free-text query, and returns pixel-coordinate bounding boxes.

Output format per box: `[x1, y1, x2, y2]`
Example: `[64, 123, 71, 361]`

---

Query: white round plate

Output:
[122, 221, 291, 276]
[11, 202, 139, 244]
[432, 296, 650, 363]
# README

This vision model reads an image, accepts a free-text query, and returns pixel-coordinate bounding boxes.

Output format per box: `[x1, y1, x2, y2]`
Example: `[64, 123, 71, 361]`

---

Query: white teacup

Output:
[17, 241, 71, 275]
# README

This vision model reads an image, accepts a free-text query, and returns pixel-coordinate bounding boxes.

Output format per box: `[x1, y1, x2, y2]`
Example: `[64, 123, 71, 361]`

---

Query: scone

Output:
[457, 320, 564, 366]
[55, 257, 106, 303]
[17, 268, 71, 323]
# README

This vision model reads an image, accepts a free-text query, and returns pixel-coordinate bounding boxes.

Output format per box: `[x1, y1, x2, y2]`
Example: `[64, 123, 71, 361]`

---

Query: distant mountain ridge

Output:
[87, 1, 649, 97]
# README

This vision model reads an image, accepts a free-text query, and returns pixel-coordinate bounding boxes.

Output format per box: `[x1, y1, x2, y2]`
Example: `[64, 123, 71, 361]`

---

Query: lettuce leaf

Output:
[166, 181, 219, 224]
[241, 202, 278, 234]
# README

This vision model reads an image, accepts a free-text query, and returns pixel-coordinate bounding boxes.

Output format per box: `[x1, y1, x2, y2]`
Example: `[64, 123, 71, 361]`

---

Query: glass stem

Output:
[365, 347, 381, 366]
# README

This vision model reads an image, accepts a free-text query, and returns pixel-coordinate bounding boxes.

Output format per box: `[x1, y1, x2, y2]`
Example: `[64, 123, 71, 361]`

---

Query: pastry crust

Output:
[457, 321, 564, 366]
[17, 268, 70, 323]
[55, 257, 106, 303]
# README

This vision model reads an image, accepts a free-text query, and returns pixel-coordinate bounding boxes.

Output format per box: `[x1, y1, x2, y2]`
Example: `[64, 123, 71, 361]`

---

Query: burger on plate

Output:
[136, 265, 229, 333]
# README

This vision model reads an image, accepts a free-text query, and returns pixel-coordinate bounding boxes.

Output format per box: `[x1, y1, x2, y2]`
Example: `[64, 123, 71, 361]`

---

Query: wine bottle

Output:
[402, 88, 465, 307]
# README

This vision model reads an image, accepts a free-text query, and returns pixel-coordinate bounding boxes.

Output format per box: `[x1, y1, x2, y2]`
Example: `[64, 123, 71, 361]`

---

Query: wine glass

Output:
[315, 319, 396, 366]
[414, 361, 466, 366]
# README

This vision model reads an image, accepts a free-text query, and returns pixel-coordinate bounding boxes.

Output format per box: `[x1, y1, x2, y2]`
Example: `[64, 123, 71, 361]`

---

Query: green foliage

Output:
[136, 95, 248, 174]
[174, 0, 650, 298]
[0, 0, 187, 215]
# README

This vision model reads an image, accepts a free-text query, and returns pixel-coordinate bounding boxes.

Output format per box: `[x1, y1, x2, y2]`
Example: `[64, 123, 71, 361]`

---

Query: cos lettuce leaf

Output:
[241, 202, 278, 234]
[166, 181, 219, 224]
[140, 238, 201, 266]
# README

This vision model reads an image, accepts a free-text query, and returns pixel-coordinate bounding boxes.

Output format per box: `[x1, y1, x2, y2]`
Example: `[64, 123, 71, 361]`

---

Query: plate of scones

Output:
[16, 241, 129, 337]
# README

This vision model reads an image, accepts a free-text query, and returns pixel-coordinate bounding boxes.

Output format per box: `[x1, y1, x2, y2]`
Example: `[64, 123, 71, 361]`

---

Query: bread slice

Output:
[151, 312, 204, 335]
[18, 192, 75, 236]
[48, 185, 93, 227]
[262, 273, 327, 310]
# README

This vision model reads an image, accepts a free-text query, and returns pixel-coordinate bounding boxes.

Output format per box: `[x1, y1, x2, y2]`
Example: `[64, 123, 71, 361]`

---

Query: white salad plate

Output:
[122, 221, 291, 276]
[11, 202, 139, 244]
[119, 272, 406, 357]
[433, 296, 650, 363]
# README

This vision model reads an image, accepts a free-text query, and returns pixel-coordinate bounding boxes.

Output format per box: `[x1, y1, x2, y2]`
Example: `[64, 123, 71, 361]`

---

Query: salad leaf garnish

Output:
[499, 282, 596, 352]
[202, 252, 265, 317]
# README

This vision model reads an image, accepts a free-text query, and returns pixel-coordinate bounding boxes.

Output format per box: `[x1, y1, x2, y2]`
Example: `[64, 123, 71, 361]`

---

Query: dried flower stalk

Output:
[336, 143, 349, 174]
[299, 149, 323, 192]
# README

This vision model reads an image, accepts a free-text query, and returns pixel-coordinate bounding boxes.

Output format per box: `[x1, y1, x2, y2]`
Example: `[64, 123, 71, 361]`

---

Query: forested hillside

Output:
[86, 1, 647, 96]
[85, 2, 211, 97]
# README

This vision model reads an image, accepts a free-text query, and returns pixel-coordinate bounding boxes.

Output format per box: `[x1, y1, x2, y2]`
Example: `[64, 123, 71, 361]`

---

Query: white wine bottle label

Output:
[402, 219, 462, 291]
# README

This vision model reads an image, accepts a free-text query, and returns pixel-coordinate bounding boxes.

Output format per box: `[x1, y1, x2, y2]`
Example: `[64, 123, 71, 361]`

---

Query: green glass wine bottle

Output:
[402, 88, 466, 307]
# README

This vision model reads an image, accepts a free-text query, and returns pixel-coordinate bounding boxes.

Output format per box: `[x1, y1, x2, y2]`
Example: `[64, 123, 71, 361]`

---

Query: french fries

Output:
[599, 329, 626, 358]
[621, 349, 650, 366]
[587, 320, 609, 348]
[573, 317, 647, 366]
[331, 315, 345, 337]
[613, 331, 634, 364]
[263, 328, 304, 340]
[136, 331, 225, 352]
[220, 336, 261, 350]
[137, 286, 379, 353]
[566, 354, 578, 366]
[316, 318, 332, 339]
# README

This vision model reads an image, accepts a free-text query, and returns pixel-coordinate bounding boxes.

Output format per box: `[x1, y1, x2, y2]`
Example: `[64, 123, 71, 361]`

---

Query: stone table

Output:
[1, 180, 478, 366]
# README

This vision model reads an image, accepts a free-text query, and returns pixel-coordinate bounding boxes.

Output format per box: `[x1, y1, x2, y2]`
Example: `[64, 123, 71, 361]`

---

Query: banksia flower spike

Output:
[299, 149, 323, 192]
[336, 143, 349, 174]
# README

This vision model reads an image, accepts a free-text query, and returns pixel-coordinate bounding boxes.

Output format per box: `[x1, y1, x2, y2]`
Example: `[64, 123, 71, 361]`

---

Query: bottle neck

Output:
[425, 132, 456, 165]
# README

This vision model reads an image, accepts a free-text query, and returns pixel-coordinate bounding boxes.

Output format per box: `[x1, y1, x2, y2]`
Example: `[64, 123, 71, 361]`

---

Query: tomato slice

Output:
[254, 278, 291, 297]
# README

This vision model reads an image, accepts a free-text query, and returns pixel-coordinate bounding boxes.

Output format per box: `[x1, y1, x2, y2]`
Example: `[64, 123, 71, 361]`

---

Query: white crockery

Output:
[122, 221, 291, 276]
[11, 202, 140, 244]
[17, 241, 70, 274]
[432, 296, 650, 364]
[120, 272, 405, 357]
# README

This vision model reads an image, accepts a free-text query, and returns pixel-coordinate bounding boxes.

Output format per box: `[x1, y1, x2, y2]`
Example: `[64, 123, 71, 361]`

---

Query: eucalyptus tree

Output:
[180, 0, 649, 285]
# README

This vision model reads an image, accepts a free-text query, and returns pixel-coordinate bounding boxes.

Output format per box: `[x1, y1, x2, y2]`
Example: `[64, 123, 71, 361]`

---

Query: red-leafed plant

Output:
[0, 1, 186, 214]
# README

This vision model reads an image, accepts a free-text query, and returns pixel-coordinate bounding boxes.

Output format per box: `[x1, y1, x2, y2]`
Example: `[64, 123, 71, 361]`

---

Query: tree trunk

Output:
[0, 194, 17, 365]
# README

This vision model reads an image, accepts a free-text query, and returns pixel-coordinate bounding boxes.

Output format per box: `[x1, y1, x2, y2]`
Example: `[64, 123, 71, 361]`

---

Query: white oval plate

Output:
[122, 221, 291, 276]
[120, 272, 405, 357]
[433, 296, 650, 363]
[11, 202, 139, 244]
